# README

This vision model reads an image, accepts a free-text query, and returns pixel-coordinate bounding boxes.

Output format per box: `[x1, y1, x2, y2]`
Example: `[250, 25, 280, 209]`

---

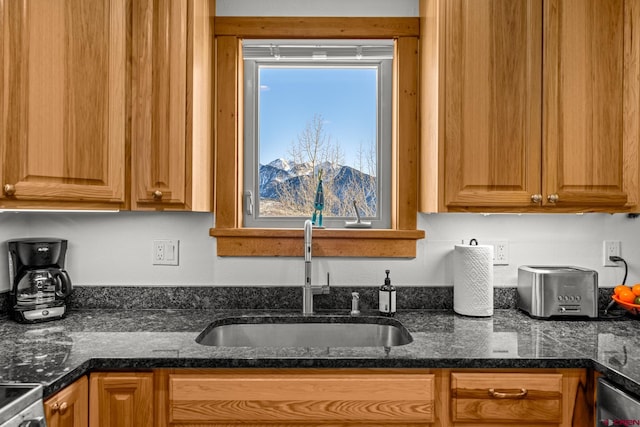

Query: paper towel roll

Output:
[453, 244, 494, 317]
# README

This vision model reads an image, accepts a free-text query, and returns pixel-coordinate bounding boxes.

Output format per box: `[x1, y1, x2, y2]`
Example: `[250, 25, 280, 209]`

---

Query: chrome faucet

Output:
[302, 219, 330, 315]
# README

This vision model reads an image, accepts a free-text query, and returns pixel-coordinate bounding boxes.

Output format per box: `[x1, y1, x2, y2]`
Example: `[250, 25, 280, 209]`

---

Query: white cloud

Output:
[260, 85, 270, 91]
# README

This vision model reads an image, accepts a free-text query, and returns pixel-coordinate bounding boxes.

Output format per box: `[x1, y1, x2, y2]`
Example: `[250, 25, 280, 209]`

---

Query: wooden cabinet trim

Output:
[211, 18, 423, 256]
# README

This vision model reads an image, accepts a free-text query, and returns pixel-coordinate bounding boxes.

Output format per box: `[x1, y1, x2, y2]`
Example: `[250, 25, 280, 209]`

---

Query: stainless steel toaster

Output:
[517, 266, 598, 319]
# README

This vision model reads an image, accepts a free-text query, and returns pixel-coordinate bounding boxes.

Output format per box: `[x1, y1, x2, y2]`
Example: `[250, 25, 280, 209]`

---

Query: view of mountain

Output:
[258, 158, 377, 215]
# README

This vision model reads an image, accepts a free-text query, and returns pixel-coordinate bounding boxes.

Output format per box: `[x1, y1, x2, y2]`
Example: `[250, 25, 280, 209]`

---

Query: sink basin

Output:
[195, 315, 413, 348]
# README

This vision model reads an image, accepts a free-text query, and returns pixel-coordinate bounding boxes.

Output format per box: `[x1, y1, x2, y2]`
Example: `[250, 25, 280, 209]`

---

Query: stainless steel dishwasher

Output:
[0, 384, 46, 427]
[598, 377, 640, 426]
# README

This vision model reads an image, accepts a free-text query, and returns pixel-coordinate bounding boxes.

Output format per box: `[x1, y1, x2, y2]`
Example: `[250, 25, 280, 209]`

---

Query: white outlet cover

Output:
[153, 239, 179, 266]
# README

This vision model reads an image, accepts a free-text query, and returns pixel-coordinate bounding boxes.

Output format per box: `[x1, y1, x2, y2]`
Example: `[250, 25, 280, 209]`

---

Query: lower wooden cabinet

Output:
[154, 368, 592, 427]
[154, 368, 437, 426]
[47, 368, 593, 427]
[448, 370, 592, 426]
[89, 372, 154, 427]
[44, 375, 89, 427]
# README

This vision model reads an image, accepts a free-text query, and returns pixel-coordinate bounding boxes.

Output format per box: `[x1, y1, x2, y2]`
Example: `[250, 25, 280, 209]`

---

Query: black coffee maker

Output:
[8, 238, 73, 323]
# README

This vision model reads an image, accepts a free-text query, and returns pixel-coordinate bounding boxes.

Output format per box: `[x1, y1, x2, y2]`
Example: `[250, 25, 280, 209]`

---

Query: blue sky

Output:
[258, 66, 377, 168]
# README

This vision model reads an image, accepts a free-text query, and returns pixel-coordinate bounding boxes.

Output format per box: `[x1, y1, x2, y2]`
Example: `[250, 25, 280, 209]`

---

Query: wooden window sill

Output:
[209, 228, 425, 257]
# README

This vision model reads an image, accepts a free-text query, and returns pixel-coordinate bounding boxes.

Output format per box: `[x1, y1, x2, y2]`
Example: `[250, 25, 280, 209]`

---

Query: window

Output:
[242, 40, 393, 228]
[210, 17, 424, 257]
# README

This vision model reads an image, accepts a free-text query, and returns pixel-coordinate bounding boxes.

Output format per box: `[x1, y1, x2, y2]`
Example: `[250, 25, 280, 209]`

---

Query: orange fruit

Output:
[619, 289, 636, 304]
[632, 284, 640, 296]
[614, 285, 629, 296]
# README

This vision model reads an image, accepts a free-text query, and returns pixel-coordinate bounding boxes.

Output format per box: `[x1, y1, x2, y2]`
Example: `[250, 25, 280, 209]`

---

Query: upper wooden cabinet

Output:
[45, 375, 89, 427]
[420, 0, 640, 212]
[543, 0, 636, 209]
[0, 0, 126, 209]
[131, 0, 213, 211]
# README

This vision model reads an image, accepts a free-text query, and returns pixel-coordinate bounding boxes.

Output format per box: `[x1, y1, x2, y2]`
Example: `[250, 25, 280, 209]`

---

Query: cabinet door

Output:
[543, 0, 639, 209]
[0, 0, 125, 209]
[443, 0, 543, 210]
[89, 372, 153, 427]
[131, 0, 213, 211]
[44, 376, 89, 427]
[449, 370, 591, 427]
[155, 368, 436, 426]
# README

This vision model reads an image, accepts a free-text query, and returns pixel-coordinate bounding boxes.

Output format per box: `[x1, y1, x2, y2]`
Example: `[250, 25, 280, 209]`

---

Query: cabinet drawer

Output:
[451, 372, 563, 423]
[168, 369, 435, 424]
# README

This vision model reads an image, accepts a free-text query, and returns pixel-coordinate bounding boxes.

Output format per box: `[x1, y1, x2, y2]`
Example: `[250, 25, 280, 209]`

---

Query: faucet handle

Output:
[350, 292, 360, 316]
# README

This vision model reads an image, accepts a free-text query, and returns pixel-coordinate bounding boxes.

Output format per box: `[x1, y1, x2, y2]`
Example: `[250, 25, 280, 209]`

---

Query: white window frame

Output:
[242, 39, 393, 229]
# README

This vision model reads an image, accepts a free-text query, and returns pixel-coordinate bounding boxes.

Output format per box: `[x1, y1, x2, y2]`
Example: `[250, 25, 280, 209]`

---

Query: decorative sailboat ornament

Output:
[311, 169, 324, 228]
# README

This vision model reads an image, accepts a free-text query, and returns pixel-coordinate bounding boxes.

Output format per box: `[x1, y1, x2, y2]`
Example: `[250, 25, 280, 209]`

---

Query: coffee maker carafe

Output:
[8, 238, 73, 323]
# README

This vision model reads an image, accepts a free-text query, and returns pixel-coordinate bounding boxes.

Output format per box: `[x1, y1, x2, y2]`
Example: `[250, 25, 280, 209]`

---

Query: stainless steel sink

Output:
[195, 315, 413, 348]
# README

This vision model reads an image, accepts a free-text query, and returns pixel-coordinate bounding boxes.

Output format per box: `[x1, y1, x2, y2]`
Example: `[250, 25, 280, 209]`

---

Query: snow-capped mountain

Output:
[258, 159, 376, 212]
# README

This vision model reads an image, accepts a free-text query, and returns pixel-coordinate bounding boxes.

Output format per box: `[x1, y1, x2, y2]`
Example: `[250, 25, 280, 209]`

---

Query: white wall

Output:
[2, 1, 636, 293]
[0, 211, 638, 292]
[216, 0, 419, 17]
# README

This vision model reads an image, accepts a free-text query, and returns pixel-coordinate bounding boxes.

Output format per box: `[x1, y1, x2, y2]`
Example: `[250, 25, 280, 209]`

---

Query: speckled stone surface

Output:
[0, 286, 618, 314]
[0, 293, 8, 316]
[65, 286, 519, 311]
[0, 307, 638, 399]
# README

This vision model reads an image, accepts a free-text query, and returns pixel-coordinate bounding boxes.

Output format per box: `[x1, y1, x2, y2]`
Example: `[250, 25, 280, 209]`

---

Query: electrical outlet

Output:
[153, 239, 179, 266]
[485, 240, 509, 265]
[603, 240, 621, 267]
[493, 240, 509, 265]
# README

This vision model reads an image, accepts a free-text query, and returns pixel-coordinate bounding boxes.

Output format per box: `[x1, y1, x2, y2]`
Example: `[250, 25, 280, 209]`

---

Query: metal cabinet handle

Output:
[152, 190, 163, 200]
[3, 184, 15, 196]
[547, 193, 559, 203]
[488, 388, 528, 399]
[531, 194, 542, 203]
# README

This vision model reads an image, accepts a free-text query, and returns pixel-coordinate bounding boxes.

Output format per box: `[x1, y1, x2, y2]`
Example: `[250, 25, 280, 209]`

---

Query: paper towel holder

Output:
[469, 238, 478, 245]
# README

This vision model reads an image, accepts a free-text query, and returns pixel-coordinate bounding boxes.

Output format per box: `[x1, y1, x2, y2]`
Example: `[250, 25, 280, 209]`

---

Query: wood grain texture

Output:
[131, 0, 213, 211]
[213, 35, 240, 227]
[624, 0, 640, 209]
[450, 370, 589, 426]
[0, 0, 125, 208]
[543, 0, 632, 208]
[45, 376, 89, 427]
[166, 369, 434, 424]
[396, 37, 419, 230]
[210, 228, 424, 257]
[214, 17, 419, 38]
[188, 0, 214, 212]
[442, 0, 542, 209]
[419, 0, 443, 213]
[89, 372, 154, 427]
[210, 18, 424, 256]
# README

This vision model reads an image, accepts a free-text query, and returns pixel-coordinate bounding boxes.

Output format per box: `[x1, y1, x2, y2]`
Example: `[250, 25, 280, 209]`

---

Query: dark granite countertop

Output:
[0, 308, 638, 398]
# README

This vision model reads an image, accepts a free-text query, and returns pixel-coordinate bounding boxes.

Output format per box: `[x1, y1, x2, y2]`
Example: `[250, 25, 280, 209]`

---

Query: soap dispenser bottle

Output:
[378, 269, 396, 317]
